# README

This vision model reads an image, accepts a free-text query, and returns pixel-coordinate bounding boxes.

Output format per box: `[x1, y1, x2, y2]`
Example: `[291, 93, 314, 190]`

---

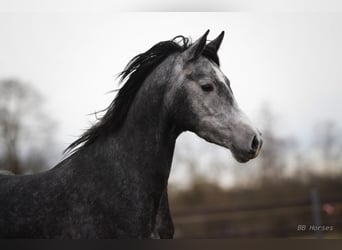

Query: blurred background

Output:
[0, 10, 341, 238]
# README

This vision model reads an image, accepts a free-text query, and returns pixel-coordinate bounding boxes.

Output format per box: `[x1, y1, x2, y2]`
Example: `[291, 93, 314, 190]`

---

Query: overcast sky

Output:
[1, 11, 341, 184]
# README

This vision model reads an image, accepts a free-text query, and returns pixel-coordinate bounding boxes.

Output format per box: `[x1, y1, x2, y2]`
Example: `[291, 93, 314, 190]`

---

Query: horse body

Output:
[0, 134, 174, 238]
[0, 30, 262, 238]
[0, 56, 177, 238]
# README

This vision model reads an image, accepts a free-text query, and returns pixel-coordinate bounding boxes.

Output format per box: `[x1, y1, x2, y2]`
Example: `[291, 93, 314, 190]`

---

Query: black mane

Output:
[65, 35, 220, 154]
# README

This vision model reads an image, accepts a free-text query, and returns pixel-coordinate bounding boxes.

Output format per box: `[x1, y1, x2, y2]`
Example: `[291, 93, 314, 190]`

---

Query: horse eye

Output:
[201, 84, 214, 92]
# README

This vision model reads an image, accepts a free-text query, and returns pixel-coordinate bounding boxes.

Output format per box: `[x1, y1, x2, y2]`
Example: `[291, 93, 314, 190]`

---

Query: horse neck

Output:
[90, 56, 179, 184]
[121, 61, 178, 173]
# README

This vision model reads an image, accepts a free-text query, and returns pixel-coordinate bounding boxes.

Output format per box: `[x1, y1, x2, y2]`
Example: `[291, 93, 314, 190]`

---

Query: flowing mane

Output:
[65, 35, 220, 154]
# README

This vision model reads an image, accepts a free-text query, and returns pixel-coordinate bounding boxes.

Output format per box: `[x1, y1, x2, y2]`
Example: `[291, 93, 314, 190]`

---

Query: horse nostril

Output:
[251, 135, 260, 152]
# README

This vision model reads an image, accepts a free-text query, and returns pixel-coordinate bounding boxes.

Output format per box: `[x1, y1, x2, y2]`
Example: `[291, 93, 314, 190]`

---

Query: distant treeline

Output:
[169, 173, 342, 238]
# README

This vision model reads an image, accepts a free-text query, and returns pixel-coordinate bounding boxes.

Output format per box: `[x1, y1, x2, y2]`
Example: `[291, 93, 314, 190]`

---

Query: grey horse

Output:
[0, 30, 262, 238]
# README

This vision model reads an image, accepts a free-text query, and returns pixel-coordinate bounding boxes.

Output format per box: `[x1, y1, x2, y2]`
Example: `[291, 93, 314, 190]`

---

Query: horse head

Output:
[168, 30, 262, 162]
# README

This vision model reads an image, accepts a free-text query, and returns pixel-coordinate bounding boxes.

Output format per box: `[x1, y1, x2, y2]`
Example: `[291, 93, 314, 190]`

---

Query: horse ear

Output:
[183, 30, 210, 62]
[206, 31, 225, 53]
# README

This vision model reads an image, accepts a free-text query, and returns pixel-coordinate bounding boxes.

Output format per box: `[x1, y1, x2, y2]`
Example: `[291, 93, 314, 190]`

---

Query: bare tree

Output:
[255, 104, 290, 180]
[0, 79, 56, 174]
[313, 121, 342, 170]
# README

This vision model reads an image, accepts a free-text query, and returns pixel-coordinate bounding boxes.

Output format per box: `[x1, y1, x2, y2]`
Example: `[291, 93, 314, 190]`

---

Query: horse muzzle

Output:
[231, 132, 263, 163]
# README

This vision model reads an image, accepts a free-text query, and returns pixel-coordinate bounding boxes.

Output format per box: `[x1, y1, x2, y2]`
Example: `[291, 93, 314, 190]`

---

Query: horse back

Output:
[0, 169, 72, 238]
